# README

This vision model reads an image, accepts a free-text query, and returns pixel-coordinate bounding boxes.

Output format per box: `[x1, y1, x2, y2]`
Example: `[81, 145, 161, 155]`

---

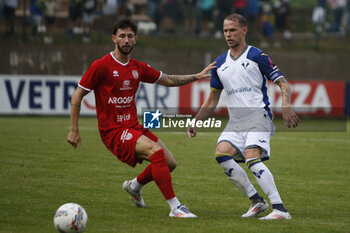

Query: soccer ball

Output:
[53, 203, 88, 233]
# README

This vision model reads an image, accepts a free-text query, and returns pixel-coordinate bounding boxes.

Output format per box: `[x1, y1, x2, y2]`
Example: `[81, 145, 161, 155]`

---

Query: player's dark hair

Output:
[224, 13, 248, 27]
[112, 18, 138, 35]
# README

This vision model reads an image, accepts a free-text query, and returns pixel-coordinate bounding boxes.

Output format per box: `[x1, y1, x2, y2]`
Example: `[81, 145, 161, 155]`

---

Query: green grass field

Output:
[1, 116, 350, 233]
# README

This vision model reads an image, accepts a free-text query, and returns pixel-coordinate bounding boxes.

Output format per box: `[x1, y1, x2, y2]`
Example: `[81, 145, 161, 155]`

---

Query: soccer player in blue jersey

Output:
[187, 13, 300, 220]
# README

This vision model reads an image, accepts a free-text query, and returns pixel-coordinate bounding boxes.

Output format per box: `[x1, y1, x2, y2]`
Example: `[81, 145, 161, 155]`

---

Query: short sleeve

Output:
[140, 63, 162, 84]
[247, 47, 284, 83]
[256, 53, 284, 82]
[79, 59, 106, 91]
[210, 67, 223, 91]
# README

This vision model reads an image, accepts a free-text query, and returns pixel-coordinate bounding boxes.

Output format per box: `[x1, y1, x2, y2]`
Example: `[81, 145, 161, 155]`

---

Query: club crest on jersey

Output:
[241, 61, 249, 69]
[132, 70, 139, 79]
[113, 70, 119, 77]
[120, 129, 133, 143]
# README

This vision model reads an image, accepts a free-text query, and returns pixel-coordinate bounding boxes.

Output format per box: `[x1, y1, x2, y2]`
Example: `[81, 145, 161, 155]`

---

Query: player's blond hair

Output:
[224, 13, 248, 27]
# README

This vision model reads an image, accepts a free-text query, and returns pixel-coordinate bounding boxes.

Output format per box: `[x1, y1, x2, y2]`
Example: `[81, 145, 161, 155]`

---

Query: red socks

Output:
[137, 164, 153, 185]
[139, 149, 175, 200]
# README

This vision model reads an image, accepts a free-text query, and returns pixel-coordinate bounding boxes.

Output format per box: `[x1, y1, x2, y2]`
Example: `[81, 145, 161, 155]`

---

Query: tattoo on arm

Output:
[275, 77, 291, 105]
[160, 74, 198, 87]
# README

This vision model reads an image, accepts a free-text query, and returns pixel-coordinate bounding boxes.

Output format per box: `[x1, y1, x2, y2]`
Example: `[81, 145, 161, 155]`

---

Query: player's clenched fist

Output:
[67, 131, 81, 148]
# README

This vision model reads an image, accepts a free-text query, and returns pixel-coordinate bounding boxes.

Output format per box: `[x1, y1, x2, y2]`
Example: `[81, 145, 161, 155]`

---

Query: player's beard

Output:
[117, 44, 134, 55]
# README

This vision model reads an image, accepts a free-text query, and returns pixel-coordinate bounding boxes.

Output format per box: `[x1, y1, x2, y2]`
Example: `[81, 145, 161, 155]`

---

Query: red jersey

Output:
[79, 52, 162, 131]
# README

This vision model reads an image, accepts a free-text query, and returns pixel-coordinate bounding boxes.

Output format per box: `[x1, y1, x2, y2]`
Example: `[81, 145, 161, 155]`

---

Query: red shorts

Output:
[99, 124, 158, 167]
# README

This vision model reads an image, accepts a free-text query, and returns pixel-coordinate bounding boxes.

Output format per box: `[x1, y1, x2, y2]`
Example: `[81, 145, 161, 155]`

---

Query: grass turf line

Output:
[0, 116, 349, 233]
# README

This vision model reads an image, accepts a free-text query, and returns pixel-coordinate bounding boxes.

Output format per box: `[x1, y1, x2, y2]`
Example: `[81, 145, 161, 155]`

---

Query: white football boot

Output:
[241, 200, 269, 218]
[259, 209, 292, 220]
[122, 181, 145, 208]
[169, 205, 198, 218]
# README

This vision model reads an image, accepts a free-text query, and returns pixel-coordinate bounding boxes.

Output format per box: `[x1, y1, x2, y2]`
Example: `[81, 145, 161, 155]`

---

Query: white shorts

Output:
[217, 109, 275, 163]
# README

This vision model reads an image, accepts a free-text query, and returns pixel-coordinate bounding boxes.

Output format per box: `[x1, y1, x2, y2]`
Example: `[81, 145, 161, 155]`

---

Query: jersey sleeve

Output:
[210, 67, 223, 92]
[256, 52, 284, 82]
[140, 62, 162, 84]
[79, 59, 106, 91]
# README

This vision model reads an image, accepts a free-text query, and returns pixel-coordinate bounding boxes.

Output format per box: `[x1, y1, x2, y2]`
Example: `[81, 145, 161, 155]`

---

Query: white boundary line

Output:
[273, 136, 350, 144]
[72, 128, 350, 144]
[156, 132, 350, 144]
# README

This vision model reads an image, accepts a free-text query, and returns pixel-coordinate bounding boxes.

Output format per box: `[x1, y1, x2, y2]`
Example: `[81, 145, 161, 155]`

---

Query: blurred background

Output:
[0, 0, 349, 117]
[1, 3, 349, 233]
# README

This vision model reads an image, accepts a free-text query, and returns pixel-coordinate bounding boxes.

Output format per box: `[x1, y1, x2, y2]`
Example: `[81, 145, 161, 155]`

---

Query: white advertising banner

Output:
[177, 79, 345, 116]
[0, 75, 179, 116]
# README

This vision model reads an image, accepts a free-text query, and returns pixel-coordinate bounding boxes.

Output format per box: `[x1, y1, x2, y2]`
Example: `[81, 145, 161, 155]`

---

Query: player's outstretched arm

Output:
[157, 62, 216, 87]
[67, 87, 89, 148]
[187, 90, 221, 138]
[275, 77, 300, 128]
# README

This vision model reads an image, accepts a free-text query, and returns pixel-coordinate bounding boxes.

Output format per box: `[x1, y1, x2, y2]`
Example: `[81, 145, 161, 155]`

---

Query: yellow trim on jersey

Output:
[210, 87, 223, 92]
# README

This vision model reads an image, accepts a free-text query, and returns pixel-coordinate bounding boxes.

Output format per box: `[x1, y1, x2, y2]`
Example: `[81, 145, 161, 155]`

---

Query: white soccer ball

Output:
[53, 203, 88, 233]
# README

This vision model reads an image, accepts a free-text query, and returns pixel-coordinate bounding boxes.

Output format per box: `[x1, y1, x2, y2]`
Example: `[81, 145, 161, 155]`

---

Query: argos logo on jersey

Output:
[108, 96, 134, 105]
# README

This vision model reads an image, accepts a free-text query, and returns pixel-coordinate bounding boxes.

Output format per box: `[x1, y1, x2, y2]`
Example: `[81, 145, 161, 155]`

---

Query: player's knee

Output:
[163, 150, 177, 171]
[216, 146, 228, 155]
[147, 142, 163, 155]
[151, 144, 163, 154]
[167, 160, 177, 172]
[216, 142, 236, 155]
[215, 149, 233, 157]
[215, 149, 227, 155]
[244, 147, 261, 161]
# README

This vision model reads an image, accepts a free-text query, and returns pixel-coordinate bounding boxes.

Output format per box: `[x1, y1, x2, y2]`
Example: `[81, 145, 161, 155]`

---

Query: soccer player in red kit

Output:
[67, 18, 216, 218]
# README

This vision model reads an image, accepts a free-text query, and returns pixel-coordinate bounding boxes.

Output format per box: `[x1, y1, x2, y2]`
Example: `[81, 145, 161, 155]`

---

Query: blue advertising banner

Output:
[346, 82, 350, 117]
